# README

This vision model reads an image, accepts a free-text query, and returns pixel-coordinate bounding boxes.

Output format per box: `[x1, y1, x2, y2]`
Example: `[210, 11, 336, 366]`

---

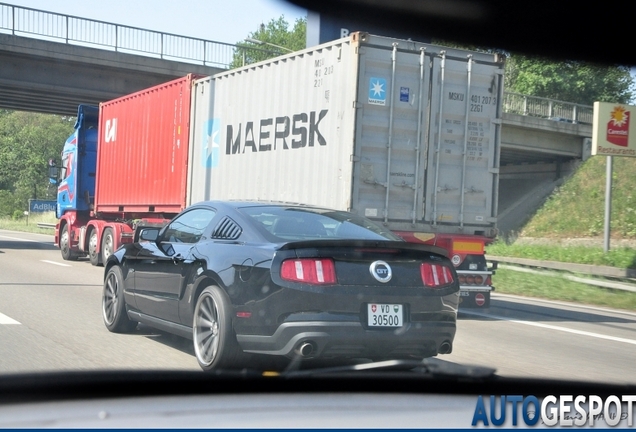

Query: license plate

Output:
[367, 303, 403, 327]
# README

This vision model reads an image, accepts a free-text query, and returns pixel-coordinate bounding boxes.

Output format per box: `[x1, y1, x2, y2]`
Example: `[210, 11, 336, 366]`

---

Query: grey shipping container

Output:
[187, 32, 504, 238]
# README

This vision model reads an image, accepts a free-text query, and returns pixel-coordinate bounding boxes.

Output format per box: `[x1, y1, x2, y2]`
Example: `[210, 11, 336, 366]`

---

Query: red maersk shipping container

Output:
[94, 75, 197, 214]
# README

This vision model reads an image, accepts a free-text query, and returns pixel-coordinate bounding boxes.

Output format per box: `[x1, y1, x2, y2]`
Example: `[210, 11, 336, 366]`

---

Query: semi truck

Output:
[52, 75, 199, 266]
[53, 32, 504, 308]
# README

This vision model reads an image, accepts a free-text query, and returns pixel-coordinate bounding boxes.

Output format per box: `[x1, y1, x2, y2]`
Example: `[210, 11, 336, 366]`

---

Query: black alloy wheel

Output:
[102, 265, 137, 333]
[193, 285, 246, 371]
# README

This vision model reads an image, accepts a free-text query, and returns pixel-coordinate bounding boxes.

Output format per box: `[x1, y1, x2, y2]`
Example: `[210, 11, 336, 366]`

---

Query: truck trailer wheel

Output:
[101, 228, 115, 264]
[88, 229, 102, 266]
[60, 224, 79, 261]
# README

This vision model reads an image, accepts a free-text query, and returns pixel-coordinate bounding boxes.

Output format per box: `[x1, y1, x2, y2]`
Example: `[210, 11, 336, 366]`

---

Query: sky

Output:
[4, 0, 307, 45]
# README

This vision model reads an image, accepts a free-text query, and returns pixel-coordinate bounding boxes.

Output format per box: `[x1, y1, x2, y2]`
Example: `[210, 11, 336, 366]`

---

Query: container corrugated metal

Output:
[188, 33, 503, 237]
[188, 38, 358, 210]
[95, 75, 197, 214]
[351, 34, 504, 237]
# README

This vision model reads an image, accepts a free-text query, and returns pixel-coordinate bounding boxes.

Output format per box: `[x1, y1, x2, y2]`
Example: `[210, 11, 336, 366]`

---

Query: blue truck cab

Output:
[56, 105, 98, 219]
[53, 105, 99, 261]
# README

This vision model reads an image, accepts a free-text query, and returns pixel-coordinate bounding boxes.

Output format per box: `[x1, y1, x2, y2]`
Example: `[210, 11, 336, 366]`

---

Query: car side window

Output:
[162, 208, 216, 244]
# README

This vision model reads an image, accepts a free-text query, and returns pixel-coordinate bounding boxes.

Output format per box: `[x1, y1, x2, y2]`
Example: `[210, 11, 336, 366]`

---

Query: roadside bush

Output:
[0, 190, 16, 217]
[12, 209, 24, 220]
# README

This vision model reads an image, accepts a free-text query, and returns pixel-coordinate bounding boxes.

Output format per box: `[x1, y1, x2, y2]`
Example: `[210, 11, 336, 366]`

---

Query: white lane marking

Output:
[0, 234, 53, 246]
[0, 312, 20, 325]
[40, 260, 71, 267]
[461, 309, 636, 346]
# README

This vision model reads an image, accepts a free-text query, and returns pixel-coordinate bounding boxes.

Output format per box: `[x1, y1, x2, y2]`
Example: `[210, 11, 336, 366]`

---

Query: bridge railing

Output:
[0, 2, 597, 123]
[0, 2, 278, 68]
[503, 92, 593, 125]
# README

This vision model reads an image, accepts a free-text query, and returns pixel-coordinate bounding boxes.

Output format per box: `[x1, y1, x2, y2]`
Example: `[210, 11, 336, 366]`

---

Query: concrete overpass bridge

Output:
[498, 94, 593, 233]
[0, 2, 594, 233]
[0, 2, 279, 114]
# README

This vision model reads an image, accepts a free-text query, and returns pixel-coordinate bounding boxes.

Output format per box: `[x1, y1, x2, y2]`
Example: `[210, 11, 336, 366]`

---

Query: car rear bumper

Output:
[236, 320, 456, 359]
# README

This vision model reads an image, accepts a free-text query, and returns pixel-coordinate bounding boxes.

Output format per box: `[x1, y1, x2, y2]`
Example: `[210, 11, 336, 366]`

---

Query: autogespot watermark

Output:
[471, 395, 636, 427]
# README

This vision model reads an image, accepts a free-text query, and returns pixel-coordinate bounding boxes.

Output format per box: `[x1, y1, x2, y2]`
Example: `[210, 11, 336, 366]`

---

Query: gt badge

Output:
[369, 260, 392, 283]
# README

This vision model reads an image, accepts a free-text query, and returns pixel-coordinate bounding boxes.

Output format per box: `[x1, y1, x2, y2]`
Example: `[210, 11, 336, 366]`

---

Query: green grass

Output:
[487, 242, 636, 310]
[521, 156, 636, 238]
[485, 156, 636, 310]
[487, 241, 636, 269]
[493, 268, 636, 311]
[0, 212, 57, 234]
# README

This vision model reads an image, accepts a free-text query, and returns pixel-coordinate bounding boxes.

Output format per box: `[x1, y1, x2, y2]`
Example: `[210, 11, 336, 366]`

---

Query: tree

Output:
[230, 16, 306, 68]
[433, 39, 635, 105]
[0, 111, 73, 215]
[504, 55, 634, 105]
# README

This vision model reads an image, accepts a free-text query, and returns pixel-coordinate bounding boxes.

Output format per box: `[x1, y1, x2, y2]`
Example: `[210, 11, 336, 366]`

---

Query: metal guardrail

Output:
[503, 92, 593, 125]
[488, 255, 636, 278]
[488, 256, 636, 293]
[488, 255, 636, 294]
[0, 2, 278, 68]
[497, 263, 636, 294]
[36, 222, 55, 229]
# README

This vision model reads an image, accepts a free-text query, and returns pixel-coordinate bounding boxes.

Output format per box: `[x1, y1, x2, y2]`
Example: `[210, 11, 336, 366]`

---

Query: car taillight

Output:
[420, 263, 454, 288]
[280, 258, 336, 285]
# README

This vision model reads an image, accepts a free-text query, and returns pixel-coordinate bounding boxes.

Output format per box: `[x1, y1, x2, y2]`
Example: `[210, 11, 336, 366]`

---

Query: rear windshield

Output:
[238, 206, 402, 242]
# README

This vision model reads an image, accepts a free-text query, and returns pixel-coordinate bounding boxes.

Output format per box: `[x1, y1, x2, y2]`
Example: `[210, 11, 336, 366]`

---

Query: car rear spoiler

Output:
[277, 239, 448, 257]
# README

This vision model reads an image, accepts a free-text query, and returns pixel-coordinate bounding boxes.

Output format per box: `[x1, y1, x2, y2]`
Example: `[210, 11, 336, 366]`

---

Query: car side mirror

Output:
[137, 227, 160, 242]
[48, 165, 58, 185]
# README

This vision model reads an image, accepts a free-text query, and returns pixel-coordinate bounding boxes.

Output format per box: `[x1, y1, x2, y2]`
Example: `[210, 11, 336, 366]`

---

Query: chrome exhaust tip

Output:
[438, 341, 452, 354]
[295, 341, 316, 357]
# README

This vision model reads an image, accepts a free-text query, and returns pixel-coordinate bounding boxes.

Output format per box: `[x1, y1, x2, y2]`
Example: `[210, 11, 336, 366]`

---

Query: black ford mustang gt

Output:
[102, 201, 459, 371]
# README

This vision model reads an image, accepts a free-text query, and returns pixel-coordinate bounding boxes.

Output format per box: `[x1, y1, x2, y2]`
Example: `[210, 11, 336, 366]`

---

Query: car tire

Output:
[60, 224, 79, 261]
[88, 228, 102, 266]
[193, 285, 247, 371]
[102, 265, 137, 333]
[101, 228, 115, 264]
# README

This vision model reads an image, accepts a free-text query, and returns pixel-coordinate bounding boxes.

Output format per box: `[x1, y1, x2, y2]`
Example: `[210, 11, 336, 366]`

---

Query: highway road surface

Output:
[1, 229, 635, 384]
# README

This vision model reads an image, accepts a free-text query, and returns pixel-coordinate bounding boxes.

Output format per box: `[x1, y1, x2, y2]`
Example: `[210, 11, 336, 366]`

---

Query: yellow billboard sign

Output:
[592, 102, 636, 157]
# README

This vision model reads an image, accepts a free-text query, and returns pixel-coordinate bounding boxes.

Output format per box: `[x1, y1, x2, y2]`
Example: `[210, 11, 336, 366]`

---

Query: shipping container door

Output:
[424, 52, 502, 229]
[351, 41, 431, 223]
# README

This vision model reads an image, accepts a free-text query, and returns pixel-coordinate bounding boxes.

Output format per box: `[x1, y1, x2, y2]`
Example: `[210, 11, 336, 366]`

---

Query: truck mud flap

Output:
[458, 290, 490, 308]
